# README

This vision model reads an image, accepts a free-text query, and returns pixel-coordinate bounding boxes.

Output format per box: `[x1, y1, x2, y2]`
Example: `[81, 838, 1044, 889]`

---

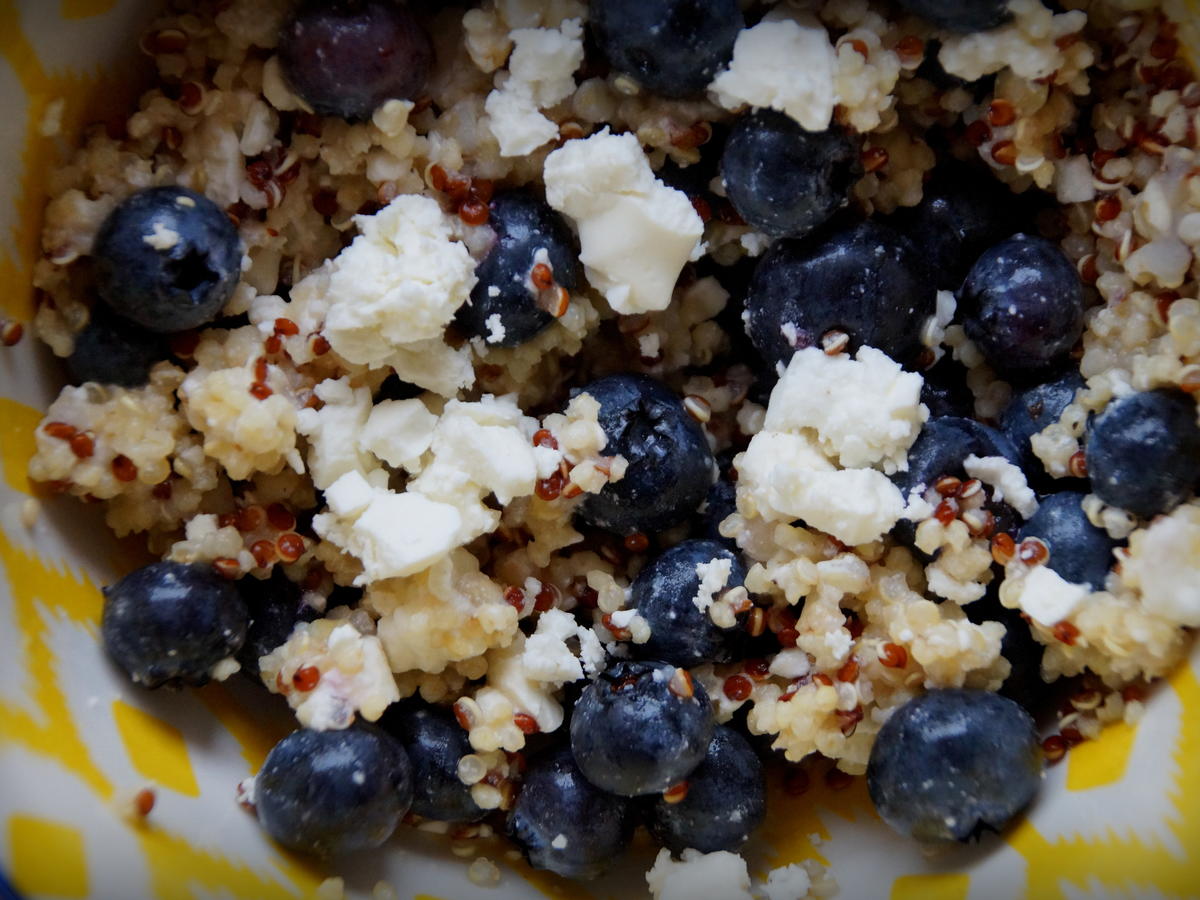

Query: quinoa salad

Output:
[15, 0, 1200, 895]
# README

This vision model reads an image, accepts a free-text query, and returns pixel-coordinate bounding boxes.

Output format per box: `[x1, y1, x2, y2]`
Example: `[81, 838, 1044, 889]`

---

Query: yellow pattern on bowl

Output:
[0, 2, 1198, 898]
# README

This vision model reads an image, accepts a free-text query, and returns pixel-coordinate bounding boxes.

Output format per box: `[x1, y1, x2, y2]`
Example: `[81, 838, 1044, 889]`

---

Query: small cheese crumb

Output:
[692, 557, 733, 615]
[1121, 503, 1200, 626]
[208, 656, 241, 682]
[143, 221, 181, 250]
[762, 863, 812, 900]
[709, 14, 836, 131]
[544, 129, 703, 314]
[964, 454, 1039, 519]
[1014, 565, 1090, 627]
[646, 849, 753, 900]
[550, 834, 568, 850]
[484, 313, 507, 344]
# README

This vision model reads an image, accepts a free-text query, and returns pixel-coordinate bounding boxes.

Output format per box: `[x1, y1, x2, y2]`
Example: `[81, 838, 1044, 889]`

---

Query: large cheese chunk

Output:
[543, 130, 703, 314]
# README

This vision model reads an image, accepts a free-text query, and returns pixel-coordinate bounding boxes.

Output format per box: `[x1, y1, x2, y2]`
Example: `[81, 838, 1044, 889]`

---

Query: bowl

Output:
[1, 3, 1200, 898]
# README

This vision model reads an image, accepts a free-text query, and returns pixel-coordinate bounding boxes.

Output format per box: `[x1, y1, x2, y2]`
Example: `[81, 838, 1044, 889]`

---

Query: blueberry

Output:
[278, 0, 434, 121]
[919, 357, 976, 419]
[66, 307, 168, 388]
[454, 192, 581, 347]
[575, 375, 715, 536]
[235, 571, 318, 678]
[1017, 492, 1118, 591]
[1085, 389, 1200, 519]
[721, 109, 861, 240]
[92, 187, 242, 333]
[698, 476, 737, 547]
[964, 590, 1046, 713]
[645, 725, 765, 854]
[959, 235, 1084, 376]
[571, 660, 714, 796]
[588, 0, 743, 98]
[1000, 370, 1086, 478]
[888, 162, 1017, 290]
[101, 561, 248, 688]
[892, 417, 1023, 547]
[507, 747, 634, 880]
[256, 726, 413, 856]
[630, 539, 746, 667]
[744, 221, 936, 373]
[897, 0, 1012, 33]
[892, 416, 1021, 499]
[867, 689, 1041, 843]
[380, 701, 484, 823]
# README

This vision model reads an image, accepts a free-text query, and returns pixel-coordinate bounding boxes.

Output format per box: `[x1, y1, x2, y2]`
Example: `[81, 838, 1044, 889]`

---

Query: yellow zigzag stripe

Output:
[1008, 662, 1200, 899]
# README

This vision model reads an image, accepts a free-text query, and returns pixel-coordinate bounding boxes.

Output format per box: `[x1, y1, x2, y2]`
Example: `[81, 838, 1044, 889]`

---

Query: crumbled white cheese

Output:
[484, 313, 507, 344]
[522, 609, 586, 683]
[485, 18, 584, 156]
[209, 656, 241, 682]
[543, 129, 703, 314]
[1014, 565, 1090, 627]
[762, 863, 813, 900]
[709, 14, 836, 132]
[763, 347, 927, 474]
[692, 557, 733, 615]
[144, 221, 181, 250]
[550, 834, 568, 850]
[646, 849, 753, 900]
[315, 479, 465, 584]
[359, 398, 438, 473]
[296, 378, 376, 490]
[413, 396, 539, 506]
[316, 194, 476, 396]
[964, 454, 1039, 519]
[768, 649, 811, 680]
[324, 469, 376, 518]
[1121, 504, 1200, 627]
[737, 431, 906, 546]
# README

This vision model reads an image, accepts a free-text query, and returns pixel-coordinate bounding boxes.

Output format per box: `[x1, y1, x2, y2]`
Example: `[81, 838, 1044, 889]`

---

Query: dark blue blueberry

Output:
[897, 0, 1012, 33]
[964, 589, 1046, 713]
[1018, 492, 1118, 590]
[507, 747, 634, 880]
[721, 109, 861, 240]
[893, 416, 1021, 499]
[575, 375, 715, 536]
[235, 571, 319, 678]
[1000, 370, 1086, 478]
[571, 660, 713, 796]
[889, 162, 1018, 290]
[101, 561, 248, 688]
[744, 221, 936, 373]
[92, 187, 241, 333]
[646, 725, 765, 854]
[630, 539, 746, 667]
[278, 0, 433, 121]
[588, 0, 743, 98]
[919, 357, 976, 419]
[867, 689, 1041, 843]
[698, 476, 737, 547]
[959, 235, 1084, 376]
[1086, 388, 1200, 519]
[892, 417, 1023, 547]
[380, 701, 484, 823]
[256, 726, 413, 856]
[66, 307, 169, 388]
[455, 191, 581, 347]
